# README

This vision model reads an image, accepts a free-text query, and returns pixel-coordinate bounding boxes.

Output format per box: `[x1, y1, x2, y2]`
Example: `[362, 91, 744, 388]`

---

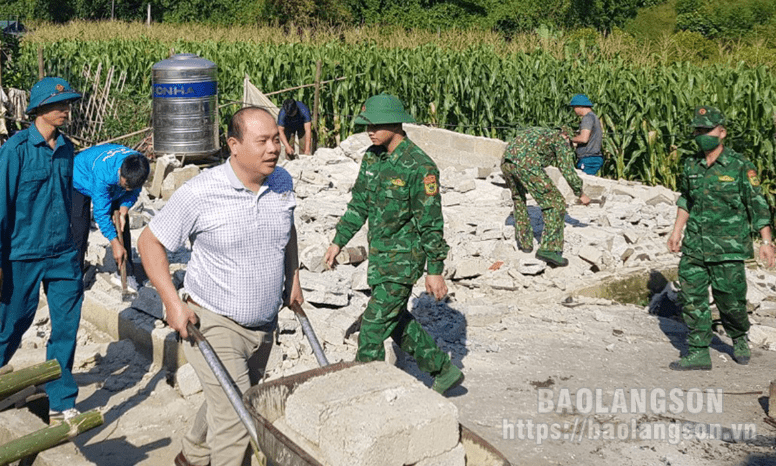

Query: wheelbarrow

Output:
[243, 360, 513, 466]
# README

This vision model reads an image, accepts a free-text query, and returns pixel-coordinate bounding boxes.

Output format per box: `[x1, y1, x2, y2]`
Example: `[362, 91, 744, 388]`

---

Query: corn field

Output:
[12, 37, 776, 208]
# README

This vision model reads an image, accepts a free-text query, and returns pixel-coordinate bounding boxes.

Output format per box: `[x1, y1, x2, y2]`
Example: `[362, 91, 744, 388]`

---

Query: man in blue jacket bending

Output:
[72, 144, 150, 289]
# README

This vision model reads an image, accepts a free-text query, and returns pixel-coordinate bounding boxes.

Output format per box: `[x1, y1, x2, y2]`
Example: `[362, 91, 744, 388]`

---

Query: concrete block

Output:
[176, 363, 203, 397]
[451, 257, 489, 280]
[284, 362, 416, 444]
[161, 165, 201, 200]
[299, 270, 349, 307]
[578, 245, 604, 265]
[315, 383, 459, 466]
[518, 259, 546, 276]
[544, 166, 576, 203]
[148, 155, 181, 199]
[456, 179, 476, 193]
[461, 304, 508, 327]
[646, 193, 674, 206]
[415, 442, 466, 466]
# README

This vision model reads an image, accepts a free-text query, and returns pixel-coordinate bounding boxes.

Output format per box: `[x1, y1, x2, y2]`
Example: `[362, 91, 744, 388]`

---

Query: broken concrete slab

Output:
[161, 165, 201, 200]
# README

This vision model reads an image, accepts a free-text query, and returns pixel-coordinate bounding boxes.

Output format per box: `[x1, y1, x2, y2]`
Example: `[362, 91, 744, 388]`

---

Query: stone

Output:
[544, 166, 576, 203]
[748, 325, 776, 351]
[351, 262, 370, 292]
[336, 246, 368, 265]
[451, 258, 489, 280]
[455, 179, 476, 193]
[148, 155, 180, 199]
[300, 244, 327, 273]
[161, 165, 201, 200]
[476, 167, 492, 179]
[176, 363, 202, 397]
[461, 304, 508, 327]
[578, 245, 604, 266]
[415, 442, 466, 466]
[518, 259, 546, 276]
[300, 270, 349, 307]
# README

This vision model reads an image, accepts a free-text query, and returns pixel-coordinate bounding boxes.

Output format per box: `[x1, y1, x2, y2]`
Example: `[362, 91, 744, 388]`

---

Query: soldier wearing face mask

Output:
[667, 106, 775, 371]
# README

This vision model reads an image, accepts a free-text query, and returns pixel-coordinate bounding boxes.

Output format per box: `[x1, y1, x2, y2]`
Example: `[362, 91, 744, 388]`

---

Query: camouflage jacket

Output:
[333, 138, 449, 286]
[503, 127, 583, 197]
[678, 147, 772, 261]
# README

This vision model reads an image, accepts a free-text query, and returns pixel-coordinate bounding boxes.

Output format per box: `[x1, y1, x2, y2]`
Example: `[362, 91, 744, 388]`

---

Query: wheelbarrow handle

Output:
[186, 323, 262, 456]
[289, 303, 330, 367]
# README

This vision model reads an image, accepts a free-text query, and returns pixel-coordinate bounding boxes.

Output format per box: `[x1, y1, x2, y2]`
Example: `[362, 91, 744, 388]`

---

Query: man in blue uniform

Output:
[277, 99, 312, 159]
[0, 77, 84, 422]
[72, 144, 150, 288]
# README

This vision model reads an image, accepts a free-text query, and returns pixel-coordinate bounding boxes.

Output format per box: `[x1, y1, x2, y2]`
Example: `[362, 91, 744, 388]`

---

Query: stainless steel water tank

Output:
[152, 53, 219, 159]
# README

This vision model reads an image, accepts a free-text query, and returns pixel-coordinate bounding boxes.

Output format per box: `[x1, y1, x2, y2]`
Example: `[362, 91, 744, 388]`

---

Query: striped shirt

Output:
[148, 159, 296, 327]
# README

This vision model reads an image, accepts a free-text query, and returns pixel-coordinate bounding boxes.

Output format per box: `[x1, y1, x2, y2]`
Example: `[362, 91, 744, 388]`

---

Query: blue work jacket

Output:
[0, 124, 76, 260]
[73, 144, 141, 242]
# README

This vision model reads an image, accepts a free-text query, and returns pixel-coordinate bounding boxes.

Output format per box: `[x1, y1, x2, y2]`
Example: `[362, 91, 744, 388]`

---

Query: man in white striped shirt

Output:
[138, 107, 303, 466]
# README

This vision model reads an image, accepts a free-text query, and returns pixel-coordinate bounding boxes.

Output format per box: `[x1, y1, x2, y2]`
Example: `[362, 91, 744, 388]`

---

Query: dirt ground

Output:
[7, 276, 776, 466]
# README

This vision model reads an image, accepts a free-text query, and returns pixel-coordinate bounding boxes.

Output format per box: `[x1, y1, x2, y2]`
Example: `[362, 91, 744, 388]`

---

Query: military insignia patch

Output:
[748, 169, 761, 186]
[55, 84, 64, 92]
[718, 175, 734, 182]
[423, 175, 438, 196]
[391, 178, 405, 187]
[698, 108, 706, 115]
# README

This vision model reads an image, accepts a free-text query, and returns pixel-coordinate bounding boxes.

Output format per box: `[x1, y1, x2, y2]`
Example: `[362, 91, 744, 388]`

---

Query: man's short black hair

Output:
[120, 154, 150, 190]
[282, 98, 298, 118]
[228, 106, 273, 142]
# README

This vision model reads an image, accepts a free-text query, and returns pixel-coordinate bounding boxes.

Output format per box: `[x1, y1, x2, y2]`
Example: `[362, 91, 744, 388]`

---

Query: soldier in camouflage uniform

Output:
[324, 94, 464, 395]
[501, 127, 590, 267]
[667, 106, 775, 370]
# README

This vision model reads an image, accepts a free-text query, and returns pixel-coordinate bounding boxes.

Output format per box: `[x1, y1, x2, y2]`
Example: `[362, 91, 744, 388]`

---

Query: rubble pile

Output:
[77, 132, 776, 388]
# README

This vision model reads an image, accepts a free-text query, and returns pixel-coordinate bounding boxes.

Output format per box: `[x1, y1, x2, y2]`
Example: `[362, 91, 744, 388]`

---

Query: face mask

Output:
[695, 134, 720, 152]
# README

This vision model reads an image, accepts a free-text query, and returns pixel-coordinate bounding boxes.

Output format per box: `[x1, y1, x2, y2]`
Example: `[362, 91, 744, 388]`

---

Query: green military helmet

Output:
[691, 106, 725, 128]
[355, 93, 416, 125]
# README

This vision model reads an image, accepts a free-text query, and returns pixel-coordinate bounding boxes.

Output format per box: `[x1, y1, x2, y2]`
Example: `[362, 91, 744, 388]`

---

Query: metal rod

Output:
[186, 323, 262, 457]
[290, 303, 329, 367]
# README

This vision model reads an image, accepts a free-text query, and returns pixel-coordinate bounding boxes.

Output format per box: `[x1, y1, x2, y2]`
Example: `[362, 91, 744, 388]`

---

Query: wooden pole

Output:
[147, 4, 151, 26]
[312, 60, 322, 153]
[0, 360, 60, 401]
[0, 410, 103, 465]
[37, 45, 44, 80]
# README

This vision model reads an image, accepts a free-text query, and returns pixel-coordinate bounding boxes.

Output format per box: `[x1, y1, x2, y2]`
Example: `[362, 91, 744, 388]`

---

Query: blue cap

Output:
[26, 77, 82, 114]
[569, 94, 594, 107]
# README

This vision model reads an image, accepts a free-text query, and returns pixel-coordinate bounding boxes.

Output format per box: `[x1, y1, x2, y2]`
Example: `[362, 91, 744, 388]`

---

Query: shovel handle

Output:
[111, 211, 127, 290]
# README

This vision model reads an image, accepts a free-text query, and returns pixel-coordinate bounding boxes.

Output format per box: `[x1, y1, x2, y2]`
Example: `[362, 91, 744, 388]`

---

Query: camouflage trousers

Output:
[356, 281, 449, 376]
[500, 159, 566, 252]
[678, 256, 749, 348]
